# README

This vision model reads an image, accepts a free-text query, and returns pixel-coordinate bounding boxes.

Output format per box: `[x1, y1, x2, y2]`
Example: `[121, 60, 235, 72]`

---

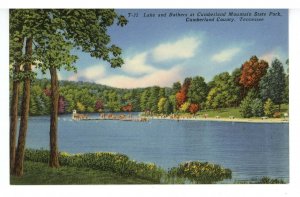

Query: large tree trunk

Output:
[10, 64, 20, 174]
[49, 66, 60, 168]
[13, 37, 32, 176]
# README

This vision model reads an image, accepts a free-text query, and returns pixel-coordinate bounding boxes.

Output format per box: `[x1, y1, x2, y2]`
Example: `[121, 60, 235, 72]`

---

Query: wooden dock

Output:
[72, 110, 148, 122]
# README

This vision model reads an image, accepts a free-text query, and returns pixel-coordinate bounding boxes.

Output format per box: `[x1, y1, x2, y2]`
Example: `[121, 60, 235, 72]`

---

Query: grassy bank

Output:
[197, 104, 288, 119]
[11, 161, 157, 184]
[143, 104, 289, 123]
[11, 149, 234, 184]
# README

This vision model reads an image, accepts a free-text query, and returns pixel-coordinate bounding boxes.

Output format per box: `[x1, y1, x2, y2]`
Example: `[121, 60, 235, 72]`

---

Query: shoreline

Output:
[144, 116, 289, 124]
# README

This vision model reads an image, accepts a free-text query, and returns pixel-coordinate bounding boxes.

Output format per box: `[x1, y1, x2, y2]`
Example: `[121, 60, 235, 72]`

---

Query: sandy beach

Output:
[146, 116, 289, 124]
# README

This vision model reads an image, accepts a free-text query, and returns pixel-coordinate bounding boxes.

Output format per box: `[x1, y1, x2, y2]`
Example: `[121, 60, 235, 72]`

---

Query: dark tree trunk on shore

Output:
[279, 104, 281, 112]
[10, 64, 20, 174]
[13, 37, 32, 176]
[49, 66, 60, 168]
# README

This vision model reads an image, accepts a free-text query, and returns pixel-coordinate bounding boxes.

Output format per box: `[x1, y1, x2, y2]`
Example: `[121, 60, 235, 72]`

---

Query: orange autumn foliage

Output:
[239, 56, 269, 89]
[176, 90, 186, 108]
[121, 104, 133, 112]
[189, 103, 200, 114]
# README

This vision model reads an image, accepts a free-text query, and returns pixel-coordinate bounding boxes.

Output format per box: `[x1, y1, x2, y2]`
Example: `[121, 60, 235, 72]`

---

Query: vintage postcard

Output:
[9, 9, 289, 185]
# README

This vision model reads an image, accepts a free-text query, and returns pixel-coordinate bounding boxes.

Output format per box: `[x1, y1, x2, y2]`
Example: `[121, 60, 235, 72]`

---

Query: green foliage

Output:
[76, 102, 86, 112]
[240, 91, 265, 118]
[157, 97, 167, 113]
[172, 82, 181, 94]
[239, 96, 253, 118]
[259, 59, 286, 106]
[140, 89, 150, 112]
[149, 86, 161, 113]
[187, 76, 208, 105]
[163, 99, 172, 115]
[168, 161, 232, 184]
[24, 149, 234, 184]
[24, 149, 164, 182]
[250, 98, 264, 117]
[29, 97, 38, 116]
[257, 177, 285, 184]
[106, 91, 121, 112]
[11, 161, 157, 184]
[264, 98, 275, 117]
[168, 95, 177, 113]
[179, 102, 191, 113]
[206, 72, 240, 109]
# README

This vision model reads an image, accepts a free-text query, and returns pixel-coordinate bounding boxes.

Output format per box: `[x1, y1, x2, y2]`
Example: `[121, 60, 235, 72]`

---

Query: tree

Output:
[35, 33, 77, 168]
[176, 90, 186, 108]
[163, 99, 172, 115]
[264, 98, 275, 117]
[148, 86, 160, 113]
[95, 100, 104, 112]
[121, 104, 133, 112]
[33, 9, 127, 169]
[180, 102, 191, 113]
[9, 9, 24, 173]
[239, 96, 253, 118]
[77, 102, 86, 112]
[259, 59, 286, 111]
[250, 98, 264, 117]
[206, 72, 239, 109]
[239, 56, 269, 89]
[168, 95, 177, 113]
[158, 88, 166, 99]
[29, 96, 38, 115]
[231, 68, 243, 105]
[172, 82, 181, 95]
[187, 76, 208, 105]
[158, 97, 167, 113]
[140, 89, 150, 112]
[107, 91, 121, 112]
[14, 37, 33, 176]
[284, 59, 289, 104]
[189, 103, 199, 115]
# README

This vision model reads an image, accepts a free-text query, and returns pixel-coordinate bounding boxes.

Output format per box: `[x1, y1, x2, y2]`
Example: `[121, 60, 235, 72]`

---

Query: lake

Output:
[23, 113, 289, 182]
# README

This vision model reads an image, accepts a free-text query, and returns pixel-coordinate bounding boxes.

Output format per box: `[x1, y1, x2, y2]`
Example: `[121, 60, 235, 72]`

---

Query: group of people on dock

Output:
[99, 113, 148, 122]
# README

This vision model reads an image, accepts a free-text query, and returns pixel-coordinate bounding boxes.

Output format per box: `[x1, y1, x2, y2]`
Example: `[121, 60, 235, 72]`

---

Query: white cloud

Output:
[68, 65, 106, 82]
[259, 48, 283, 64]
[57, 72, 62, 80]
[123, 52, 157, 75]
[68, 74, 78, 81]
[152, 36, 201, 62]
[97, 66, 183, 89]
[211, 47, 241, 63]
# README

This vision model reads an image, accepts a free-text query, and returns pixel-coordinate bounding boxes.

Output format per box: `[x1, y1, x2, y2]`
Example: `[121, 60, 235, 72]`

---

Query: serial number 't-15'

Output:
[128, 13, 138, 17]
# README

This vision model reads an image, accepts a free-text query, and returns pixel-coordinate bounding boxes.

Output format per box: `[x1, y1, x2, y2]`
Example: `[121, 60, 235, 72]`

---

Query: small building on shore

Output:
[72, 110, 88, 120]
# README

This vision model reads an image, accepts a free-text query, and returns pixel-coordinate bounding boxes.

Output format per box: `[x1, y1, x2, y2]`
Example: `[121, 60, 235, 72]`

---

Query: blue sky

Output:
[55, 9, 288, 88]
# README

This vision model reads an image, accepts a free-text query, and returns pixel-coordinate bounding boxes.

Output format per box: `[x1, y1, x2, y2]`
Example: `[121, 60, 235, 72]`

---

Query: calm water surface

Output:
[24, 113, 289, 182]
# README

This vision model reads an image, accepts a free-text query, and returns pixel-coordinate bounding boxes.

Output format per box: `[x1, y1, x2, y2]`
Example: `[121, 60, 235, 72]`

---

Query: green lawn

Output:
[197, 107, 242, 118]
[11, 161, 158, 185]
[196, 104, 289, 119]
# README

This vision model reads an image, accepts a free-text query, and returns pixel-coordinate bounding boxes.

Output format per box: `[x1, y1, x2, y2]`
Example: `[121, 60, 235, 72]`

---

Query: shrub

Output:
[239, 96, 252, 118]
[257, 176, 285, 184]
[24, 149, 233, 184]
[24, 149, 164, 182]
[264, 98, 275, 117]
[167, 161, 232, 184]
[273, 112, 281, 118]
[250, 98, 264, 117]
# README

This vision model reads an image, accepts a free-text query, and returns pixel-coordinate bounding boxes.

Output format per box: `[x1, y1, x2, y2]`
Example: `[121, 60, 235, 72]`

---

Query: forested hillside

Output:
[10, 56, 289, 118]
